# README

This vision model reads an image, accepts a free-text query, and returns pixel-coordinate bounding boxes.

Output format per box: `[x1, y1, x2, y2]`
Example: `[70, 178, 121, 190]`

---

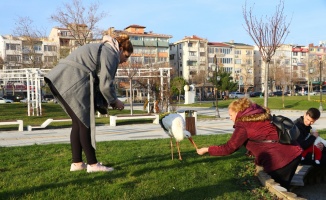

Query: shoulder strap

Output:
[95, 41, 108, 74]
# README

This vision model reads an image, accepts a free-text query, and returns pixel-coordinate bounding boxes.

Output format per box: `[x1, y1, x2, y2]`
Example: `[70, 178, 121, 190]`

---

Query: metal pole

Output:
[213, 55, 220, 118]
[319, 60, 323, 111]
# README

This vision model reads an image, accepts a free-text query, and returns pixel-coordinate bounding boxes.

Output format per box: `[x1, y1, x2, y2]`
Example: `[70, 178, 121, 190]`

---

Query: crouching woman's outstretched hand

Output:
[110, 99, 125, 111]
[197, 147, 209, 155]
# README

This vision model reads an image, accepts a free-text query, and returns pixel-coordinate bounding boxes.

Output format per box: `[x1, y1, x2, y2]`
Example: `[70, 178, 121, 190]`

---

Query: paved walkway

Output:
[1, 106, 325, 147]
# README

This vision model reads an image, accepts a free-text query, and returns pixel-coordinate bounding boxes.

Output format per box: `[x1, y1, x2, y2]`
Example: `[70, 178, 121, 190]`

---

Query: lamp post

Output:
[319, 60, 323, 111]
[312, 58, 325, 111]
[308, 68, 313, 101]
[210, 63, 220, 118]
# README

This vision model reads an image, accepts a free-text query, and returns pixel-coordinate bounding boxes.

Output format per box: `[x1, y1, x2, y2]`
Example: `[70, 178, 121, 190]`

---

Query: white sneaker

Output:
[70, 162, 87, 171]
[301, 157, 305, 161]
[87, 162, 114, 173]
[315, 160, 320, 164]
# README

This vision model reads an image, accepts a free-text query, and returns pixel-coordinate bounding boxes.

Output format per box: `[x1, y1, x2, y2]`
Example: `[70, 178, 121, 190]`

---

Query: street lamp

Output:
[307, 67, 313, 101]
[319, 60, 323, 111]
[210, 64, 220, 118]
[311, 58, 325, 112]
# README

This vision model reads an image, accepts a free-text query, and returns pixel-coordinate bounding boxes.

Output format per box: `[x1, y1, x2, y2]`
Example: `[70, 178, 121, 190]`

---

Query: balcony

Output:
[144, 41, 157, 47]
[188, 56, 198, 61]
[130, 40, 144, 46]
[158, 41, 169, 47]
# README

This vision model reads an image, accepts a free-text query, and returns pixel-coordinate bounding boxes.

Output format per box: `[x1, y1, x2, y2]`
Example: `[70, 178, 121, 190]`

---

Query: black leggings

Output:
[268, 155, 301, 190]
[47, 81, 97, 165]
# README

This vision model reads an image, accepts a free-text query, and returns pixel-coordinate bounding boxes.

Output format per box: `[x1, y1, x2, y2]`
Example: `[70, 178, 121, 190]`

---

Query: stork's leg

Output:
[176, 141, 182, 160]
[170, 136, 174, 160]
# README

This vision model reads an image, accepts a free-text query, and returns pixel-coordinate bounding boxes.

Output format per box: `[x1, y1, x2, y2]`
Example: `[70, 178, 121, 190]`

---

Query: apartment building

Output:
[48, 24, 94, 59]
[256, 44, 319, 94]
[106, 25, 171, 67]
[170, 37, 255, 94]
[0, 35, 58, 70]
[169, 35, 208, 82]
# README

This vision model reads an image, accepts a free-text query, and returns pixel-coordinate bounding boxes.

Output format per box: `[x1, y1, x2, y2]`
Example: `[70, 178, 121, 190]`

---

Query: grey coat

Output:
[45, 40, 120, 148]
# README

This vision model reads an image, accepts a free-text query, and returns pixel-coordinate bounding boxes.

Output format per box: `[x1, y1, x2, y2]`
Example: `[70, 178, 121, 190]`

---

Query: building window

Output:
[187, 60, 197, 66]
[189, 51, 196, 56]
[144, 57, 155, 64]
[158, 48, 168, 53]
[6, 43, 20, 51]
[44, 45, 57, 52]
[23, 55, 30, 61]
[221, 48, 231, 54]
[158, 57, 167, 62]
[7, 55, 21, 62]
[235, 59, 241, 64]
[44, 56, 57, 62]
[131, 36, 141, 40]
[144, 37, 156, 41]
[224, 67, 232, 73]
[188, 43, 193, 47]
[221, 58, 232, 64]
[158, 38, 168, 42]
[34, 45, 42, 51]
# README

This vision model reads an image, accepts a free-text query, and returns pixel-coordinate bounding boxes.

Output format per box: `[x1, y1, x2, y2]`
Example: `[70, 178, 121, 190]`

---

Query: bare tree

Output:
[240, 64, 254, 94]
[13, 16, 47, 69]
[243, 0, 291, 107]
[50, 0, 107, 46]
[271, 58, 290, 108]
[118, 61, 142, 115]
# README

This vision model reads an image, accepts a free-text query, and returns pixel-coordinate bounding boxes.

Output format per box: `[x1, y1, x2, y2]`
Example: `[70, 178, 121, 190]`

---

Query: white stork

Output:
[159, 113, 198, 160]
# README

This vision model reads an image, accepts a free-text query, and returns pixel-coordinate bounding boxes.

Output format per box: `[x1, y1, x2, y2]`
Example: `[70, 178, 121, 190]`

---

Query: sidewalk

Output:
[1, 106, 325, 147]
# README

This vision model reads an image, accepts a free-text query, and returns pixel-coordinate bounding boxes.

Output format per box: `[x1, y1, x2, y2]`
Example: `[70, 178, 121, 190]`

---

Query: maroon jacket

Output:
[208, 104, 302, 172]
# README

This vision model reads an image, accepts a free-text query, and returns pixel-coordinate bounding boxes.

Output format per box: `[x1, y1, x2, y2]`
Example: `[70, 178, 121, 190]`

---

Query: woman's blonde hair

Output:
[115, 34, 133, 54]
[229, 97, 270, 122]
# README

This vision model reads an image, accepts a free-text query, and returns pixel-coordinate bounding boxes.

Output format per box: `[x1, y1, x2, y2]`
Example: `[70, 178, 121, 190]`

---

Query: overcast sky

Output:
[1, 0, 326, 46]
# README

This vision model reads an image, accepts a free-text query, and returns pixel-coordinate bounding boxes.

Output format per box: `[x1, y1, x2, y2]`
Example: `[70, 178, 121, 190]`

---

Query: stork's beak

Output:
[188, 137, 198, 149]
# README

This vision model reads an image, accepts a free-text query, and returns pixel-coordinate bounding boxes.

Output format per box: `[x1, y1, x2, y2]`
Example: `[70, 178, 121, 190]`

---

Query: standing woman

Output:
[197, 98, 302, 190]
[44, 35, 133, 172]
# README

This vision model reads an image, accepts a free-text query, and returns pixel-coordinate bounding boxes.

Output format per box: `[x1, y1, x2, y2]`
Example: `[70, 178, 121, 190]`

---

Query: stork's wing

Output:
[159, 115, 169, 132]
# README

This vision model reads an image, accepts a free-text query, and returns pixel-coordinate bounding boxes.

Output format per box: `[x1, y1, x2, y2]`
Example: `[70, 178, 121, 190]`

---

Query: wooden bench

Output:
[109, 114, 159, 127]
[27, 118, 71, 131]
[0, 120, 24, 131]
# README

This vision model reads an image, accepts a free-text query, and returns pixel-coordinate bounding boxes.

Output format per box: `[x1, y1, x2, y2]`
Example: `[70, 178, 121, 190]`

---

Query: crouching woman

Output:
[197, 98, 302, 190]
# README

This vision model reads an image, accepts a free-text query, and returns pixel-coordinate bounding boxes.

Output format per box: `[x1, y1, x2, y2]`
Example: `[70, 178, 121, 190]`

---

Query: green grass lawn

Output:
[189, 95, 325, 110]
[0, 134, 278, 200]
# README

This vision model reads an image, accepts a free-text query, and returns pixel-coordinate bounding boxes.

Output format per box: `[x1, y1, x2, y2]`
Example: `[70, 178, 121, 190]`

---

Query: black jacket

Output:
[293, 116, 316, 150]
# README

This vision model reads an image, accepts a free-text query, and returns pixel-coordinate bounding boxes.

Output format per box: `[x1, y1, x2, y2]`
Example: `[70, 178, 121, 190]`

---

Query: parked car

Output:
[117, 96, 128, 102]
[0, 97, 14, 103]
[249, 91, 262, 97]
[228, 92, 245, 99]
[20, 98, 28, 103]
[269, 91, 283, 96]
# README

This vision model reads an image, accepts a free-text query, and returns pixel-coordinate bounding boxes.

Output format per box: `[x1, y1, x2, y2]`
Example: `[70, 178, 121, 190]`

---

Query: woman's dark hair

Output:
[115, 34, 133, 53]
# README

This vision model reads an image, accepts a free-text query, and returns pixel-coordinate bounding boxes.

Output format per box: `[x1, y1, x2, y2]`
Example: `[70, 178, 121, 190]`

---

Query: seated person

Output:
[294, 108, 326, 165]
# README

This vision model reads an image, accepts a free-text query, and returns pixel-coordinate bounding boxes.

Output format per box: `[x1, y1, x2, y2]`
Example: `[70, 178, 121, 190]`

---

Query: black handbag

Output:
[94, 42, 108, 114]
